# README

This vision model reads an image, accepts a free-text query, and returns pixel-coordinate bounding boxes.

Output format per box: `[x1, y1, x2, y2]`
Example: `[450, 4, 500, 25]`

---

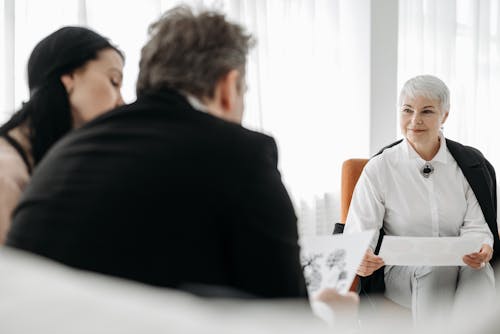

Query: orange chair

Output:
[340, 159, 369, 225]
[339, 159, 411, 318]
[336, 159, 368, 292]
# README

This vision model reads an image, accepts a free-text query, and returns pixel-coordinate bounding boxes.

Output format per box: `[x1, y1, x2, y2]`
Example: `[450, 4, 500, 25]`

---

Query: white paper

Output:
[378, 236, 483, 266]
[300, 230, 374, 295]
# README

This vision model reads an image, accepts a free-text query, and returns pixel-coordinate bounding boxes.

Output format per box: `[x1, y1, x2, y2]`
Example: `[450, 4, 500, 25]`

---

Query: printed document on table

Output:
[300, 230, 374, 295]
[378, 236, 483, 266]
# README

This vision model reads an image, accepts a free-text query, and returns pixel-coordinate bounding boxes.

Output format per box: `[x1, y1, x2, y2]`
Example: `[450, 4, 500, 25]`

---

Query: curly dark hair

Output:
[137, 5, 254, 99]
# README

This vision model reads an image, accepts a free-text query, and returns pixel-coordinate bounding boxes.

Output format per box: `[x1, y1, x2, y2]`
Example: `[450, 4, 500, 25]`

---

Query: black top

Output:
[1, 133, 32, 174]
[6, 89, 307, 299]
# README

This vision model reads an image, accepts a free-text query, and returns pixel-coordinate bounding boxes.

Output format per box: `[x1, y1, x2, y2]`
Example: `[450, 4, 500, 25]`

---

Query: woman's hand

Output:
[356, 248, 385, 277]
[463, 244, 493, 269]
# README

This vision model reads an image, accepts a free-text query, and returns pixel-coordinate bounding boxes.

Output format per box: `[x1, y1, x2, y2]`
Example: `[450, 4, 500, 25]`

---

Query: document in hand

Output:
[378, 236, 483, 266]
[300, 230, 374, 295]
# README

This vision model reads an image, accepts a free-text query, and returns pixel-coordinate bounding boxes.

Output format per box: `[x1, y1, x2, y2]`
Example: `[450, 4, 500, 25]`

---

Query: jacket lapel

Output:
[447, 139, 499, 263]
[446, 139, 494, 215]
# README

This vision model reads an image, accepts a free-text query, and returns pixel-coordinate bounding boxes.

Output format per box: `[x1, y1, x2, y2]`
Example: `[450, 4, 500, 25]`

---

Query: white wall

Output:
[370, 0, 399, 155]
[0, 0, 15, 119]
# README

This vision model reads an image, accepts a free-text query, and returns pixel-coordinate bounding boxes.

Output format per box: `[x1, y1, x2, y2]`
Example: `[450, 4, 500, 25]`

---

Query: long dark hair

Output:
[0, 26, 123, 167]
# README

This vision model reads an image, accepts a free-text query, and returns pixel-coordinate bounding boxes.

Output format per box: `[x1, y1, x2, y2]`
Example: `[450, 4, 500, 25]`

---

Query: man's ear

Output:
[60, 73, 74, 95]
[218, 69, 240, 114]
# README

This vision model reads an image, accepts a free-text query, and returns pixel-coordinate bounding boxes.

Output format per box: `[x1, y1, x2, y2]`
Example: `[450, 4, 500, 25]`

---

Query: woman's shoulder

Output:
[357, 141, 405, 185]
[0, 139, 30, 188]
[446, 138, 482, 154]
[366, 140, 405, 169]
[445, 138, 490, 166]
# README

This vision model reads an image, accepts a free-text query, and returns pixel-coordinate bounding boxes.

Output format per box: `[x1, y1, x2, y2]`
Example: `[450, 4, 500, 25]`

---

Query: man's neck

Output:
[183, 93, 227, 121]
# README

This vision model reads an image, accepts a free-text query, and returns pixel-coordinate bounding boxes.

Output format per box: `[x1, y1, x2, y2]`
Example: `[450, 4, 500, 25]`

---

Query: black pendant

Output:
[421, 162, 434, 178]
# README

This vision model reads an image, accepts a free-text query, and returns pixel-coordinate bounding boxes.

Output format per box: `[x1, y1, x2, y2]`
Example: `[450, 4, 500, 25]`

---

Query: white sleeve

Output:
[344, 164, 385, 251]
[460, 182, 494, 247]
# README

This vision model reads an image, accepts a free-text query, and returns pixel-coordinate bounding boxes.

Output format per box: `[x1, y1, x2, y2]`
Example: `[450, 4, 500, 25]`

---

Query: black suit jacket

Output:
[7, 89, 307, 298]
[360, 138, 499, 294]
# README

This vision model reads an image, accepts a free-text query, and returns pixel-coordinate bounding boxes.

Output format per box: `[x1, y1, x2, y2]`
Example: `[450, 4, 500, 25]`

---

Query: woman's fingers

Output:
[463, 244, 492, 269]
[357, 265, 383, 276]
[357, 249, 385, 276]
[357, 267, 381, 276]
[365, 249, 384, 262]
[479, 244, 493, 262]
[463, 255, 482, 269]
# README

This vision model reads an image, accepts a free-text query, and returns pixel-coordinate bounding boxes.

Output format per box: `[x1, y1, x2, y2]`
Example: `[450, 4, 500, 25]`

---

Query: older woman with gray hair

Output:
[345, 74, 498, 324]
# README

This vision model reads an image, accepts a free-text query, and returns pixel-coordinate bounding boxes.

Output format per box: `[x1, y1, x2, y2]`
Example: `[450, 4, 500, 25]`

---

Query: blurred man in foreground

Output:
[7, 5, 358, 322]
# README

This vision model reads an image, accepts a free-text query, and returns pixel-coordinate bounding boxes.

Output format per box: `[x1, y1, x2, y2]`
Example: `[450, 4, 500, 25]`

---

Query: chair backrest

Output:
[339, 159, 368, 292]
[340, 159, 369, 224]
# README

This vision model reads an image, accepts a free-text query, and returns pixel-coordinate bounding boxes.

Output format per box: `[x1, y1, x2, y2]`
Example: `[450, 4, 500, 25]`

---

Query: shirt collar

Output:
[403, 131, 448, 164]
[433, 132, 448, 163]
[182, 92, 209, 114]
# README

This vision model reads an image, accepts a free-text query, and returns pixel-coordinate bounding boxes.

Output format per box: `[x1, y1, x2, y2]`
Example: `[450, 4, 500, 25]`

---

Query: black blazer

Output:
[360, 138, 499, 294]
[7, 89, 307, 298]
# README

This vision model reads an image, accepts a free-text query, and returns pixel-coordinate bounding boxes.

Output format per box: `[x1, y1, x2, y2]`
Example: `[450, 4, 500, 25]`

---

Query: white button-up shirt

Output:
[344, 134, 493, 251]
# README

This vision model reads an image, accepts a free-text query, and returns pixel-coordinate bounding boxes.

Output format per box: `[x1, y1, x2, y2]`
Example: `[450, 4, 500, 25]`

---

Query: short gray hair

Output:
[136, 6, 254, 99]
[399, 75, 450, 112]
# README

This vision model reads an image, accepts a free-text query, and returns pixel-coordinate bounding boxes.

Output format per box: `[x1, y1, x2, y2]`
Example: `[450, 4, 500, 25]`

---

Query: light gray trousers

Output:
[384, 264, 495, 325]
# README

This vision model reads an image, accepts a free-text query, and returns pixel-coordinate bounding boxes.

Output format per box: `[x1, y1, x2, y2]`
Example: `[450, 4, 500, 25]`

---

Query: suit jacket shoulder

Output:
[446, 138, 499, 263]
[7, 89, 306, 298]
